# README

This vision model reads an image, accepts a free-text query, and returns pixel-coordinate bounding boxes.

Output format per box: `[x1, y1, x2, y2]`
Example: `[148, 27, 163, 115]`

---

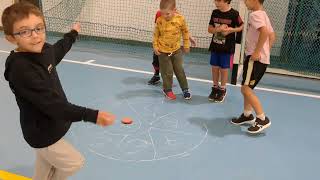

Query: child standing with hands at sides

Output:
[2, 2, 116, 180]
[148, 10, 196, 85]
[153, 0, 192, 100]
[231, 0, 276, 134]
[208, 0, 244, 102]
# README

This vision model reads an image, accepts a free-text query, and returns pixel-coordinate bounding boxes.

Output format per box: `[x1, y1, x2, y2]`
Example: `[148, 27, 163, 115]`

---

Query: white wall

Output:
[0, 0, 14, 26]
[42, 0, 289, 55]
[42, 0, 241, 49]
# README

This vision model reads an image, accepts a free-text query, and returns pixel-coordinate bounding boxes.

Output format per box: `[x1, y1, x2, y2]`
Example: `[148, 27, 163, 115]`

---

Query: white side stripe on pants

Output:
[244, 60, 254, 85]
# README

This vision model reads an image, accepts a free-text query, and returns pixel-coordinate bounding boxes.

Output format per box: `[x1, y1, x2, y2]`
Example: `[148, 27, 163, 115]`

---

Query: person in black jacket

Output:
[2, 2, 116, 180]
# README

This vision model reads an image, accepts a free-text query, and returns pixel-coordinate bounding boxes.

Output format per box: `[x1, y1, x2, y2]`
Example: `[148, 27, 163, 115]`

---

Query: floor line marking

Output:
[0, 49, 319, 99]
[85, 60, 96, 64]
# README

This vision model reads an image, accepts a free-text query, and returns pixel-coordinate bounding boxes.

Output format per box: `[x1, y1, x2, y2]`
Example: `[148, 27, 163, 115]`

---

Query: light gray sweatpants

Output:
[33, 138, 84, 180]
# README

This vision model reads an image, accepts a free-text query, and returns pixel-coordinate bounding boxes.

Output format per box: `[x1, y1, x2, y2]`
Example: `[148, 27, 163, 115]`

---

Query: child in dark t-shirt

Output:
[208, 0, 243, 102]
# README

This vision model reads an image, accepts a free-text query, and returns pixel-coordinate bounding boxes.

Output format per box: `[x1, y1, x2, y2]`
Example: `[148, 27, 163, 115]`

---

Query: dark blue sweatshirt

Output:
[4, 30, 98, 148]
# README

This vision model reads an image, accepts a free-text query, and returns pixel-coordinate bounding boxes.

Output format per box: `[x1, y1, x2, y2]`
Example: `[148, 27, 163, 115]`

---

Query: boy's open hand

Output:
[96, 111, 115, 127]
[250, 51, 261, 61]
[154, 48, 161, 55]
[189, 37, 196, 47]
[183, 47, 190, 54]
[72, 23, 81, 33]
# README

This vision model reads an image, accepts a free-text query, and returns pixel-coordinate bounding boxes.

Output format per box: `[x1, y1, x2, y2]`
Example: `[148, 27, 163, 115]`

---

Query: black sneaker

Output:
[148, 75, 160, 85]
[247, 117, 271, 134]
[208, 87, 219, 101]
[231, 113, 255, 125]
[183, 89, 192, 100]
[215, 88, 227, 103]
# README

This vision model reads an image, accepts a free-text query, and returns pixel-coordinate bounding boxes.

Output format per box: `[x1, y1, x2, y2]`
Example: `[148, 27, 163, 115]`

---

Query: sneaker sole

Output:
[247, 122, 271, 134]
[162, 90, 176, 100]
[230, 118, 256, 125]
[148, 80, 161, 85]
[214, 91, 227, 103]
[184, 95, 192, 100]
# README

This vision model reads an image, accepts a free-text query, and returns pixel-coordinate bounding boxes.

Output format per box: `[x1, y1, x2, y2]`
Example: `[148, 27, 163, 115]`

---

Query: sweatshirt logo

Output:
[48, 64, 53, 74]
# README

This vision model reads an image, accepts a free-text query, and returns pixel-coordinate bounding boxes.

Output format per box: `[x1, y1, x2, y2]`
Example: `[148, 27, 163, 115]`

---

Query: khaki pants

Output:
[158, 49, 189, 91]
[33, 138, 84, 180]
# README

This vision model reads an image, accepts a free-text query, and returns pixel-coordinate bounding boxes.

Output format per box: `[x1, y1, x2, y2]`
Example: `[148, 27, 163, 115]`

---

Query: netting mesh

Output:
[40, 0, 320, 78]
[271, 0, 320, 77]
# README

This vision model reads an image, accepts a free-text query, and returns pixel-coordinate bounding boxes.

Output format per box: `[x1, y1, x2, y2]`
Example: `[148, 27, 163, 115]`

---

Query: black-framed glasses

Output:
[13, 26, 46, 38]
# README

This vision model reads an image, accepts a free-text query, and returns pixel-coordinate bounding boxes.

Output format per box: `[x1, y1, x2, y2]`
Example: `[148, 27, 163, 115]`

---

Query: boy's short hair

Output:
[160, 0, 176, 10]
[216, 0, 232, 4]
[258, 0, 265, 4]
[1, 2, 44, 35]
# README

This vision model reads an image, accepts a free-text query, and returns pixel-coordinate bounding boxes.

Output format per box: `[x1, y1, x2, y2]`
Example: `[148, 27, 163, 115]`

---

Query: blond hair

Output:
[160, 0, 176, 10]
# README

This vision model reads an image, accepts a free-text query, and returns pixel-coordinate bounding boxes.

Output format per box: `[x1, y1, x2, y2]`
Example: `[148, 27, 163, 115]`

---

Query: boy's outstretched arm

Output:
[10, 63, 102, 124]
[53, 23, 81, 65]
[12, 66, 116, 126]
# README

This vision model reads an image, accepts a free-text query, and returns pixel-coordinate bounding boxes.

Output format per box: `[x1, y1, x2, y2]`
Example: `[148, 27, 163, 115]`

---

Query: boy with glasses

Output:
[2, 2, 116, 179]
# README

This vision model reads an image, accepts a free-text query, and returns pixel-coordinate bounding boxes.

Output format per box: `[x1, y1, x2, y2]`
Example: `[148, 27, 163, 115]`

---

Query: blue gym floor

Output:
[0, 35, 320, 180]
